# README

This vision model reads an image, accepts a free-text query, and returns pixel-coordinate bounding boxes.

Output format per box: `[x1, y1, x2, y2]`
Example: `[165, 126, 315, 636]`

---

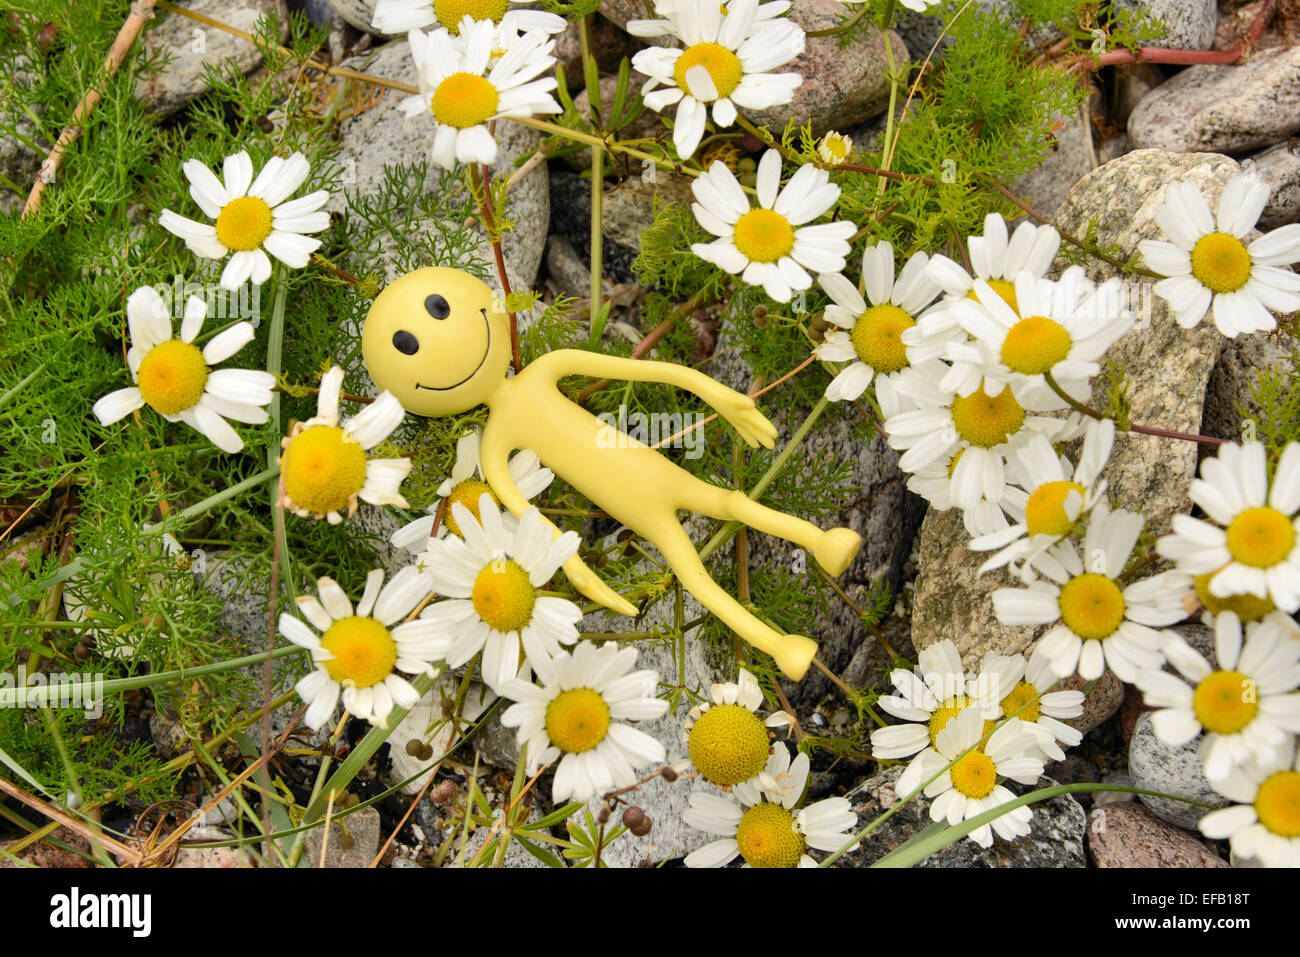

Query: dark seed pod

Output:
[417, 744, 435, 762]
[623, 806, 652, 837]
[405, 739, 423, 756]
[596, 806, 611, 825]
[660, 766, 678, 783]
[339, 833, 355, 850]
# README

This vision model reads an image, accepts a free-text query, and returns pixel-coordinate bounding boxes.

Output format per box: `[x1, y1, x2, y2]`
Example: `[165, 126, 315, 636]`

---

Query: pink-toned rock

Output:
[1088, 802, 1229, 868]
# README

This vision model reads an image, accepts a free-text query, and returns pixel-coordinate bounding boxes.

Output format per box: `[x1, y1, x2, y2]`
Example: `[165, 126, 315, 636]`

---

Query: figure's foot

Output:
[771, 634, 819, 682]
[814, 528, 861, 576]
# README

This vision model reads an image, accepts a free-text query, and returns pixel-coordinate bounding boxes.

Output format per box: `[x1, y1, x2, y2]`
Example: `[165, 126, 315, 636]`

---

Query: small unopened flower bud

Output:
[339, 832, 355, 850]
[623, 806, 652, 837]
[660, 766, 678, 783]
[809, 312, 831, 340]
[440, 696, 456, 716]
[752, 305, 768, 320]
[596, 806, 611, 825]
[431, 780, 458, 804]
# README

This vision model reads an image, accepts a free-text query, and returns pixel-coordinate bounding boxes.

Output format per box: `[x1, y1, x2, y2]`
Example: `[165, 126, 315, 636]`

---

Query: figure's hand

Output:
[713, 392, 778, 449]
[562, 554, 637, 616]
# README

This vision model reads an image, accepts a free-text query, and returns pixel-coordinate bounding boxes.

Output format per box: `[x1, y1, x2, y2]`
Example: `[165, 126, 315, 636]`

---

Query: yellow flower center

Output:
[688, 703, 769, 786]
[435, 0, 507, 32]
[1193, 570, 1277, 623]
[1001, 315, 1072, 375]
[1225, 506, 1295, 568]
[674, 42, 743, 100]
[928, 695, 971, 745]
[1058, 573, 1126, 640]
[544, 687, 610, 754]
[471, 558, 536, 632]
[214, 196, 273, 252]
[1000, 680, 1042, 723]
[320, 616, 397, 688]
[949, 750, 997, 799]
[950, 384, 1025, 449]
[970, 279, 1019, 315]
[1255, 770, 1300, 838]
[136, 339, 208, 415]
[1024, 480, 1086, 537]
[1190, 232, 1252, 294]
[444, 477, 497, 538]
[282, 425, 369, 517]
[850, 304, 914, 374]
[1192, 670, 1258, 735]
[733, 208, 795, 264]
[432, 72, 499, 129]
[735, 802, 805, 868]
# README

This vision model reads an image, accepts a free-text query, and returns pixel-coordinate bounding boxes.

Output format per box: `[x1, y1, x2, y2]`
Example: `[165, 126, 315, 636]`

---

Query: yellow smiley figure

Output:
[362, 267, 862, 680]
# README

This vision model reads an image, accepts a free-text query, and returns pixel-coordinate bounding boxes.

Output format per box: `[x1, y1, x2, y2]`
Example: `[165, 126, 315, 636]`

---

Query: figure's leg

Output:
[683, 481, 862, 577]
[646, 515, 819, 680]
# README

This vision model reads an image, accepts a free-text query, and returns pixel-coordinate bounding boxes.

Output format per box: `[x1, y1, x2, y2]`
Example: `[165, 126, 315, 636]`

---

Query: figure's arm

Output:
[478, 425, 637, 617]
[536, 350, 777, 449]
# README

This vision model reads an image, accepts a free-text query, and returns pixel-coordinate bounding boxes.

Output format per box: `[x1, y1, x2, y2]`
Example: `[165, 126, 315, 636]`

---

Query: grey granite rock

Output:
[1202, 328, 1297, 445]
[1095, 770, 1137, 806]
[600, 172, 694, 253]
[1128, 47, 1300, 154]
[1113, 0, 1218, 51]
[385, 678, 496, 796]
[325, 0, 385, 35]
[1060, 669, 1125, 736]
[839, 767, 1087, 867]
[742, 2, 906, 139]
[1088, 800, 1229, 866]
[1129, 711, 1232, 830]
[0, 54, 44, 216]
[135, 0, 289, 117]
[1008, 109, 1095, 222]
[1053, 149, 1239, 535]
[303, 806, 382, 866]
[1241, 141, 1300, 229]
[329, 39, 550, 292]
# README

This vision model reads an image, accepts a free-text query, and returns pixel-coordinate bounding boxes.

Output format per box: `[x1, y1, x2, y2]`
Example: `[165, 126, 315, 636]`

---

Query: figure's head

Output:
[361, 267, 511, 417]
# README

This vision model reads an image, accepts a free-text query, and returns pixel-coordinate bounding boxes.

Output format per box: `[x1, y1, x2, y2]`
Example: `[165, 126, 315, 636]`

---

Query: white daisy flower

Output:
[1138, 173, 1300, 337]
[684, 667, 794, 798]
[813, 241, 951, 416]
[371, 0, 564, 36]
[839, 0, 937, 10]
[1156, 440, 1300, 614]
[923, 213, 1062, 306]
[906, 448, 1028, 538]
[993, 504, 1192, 682]
[278, 365, 411, 524]
[92, 286, 274, 454]
[883, 367, 1082, 514]
[498, 640, 668, 803]
[280, 566, 443, 730]
[1135, 612, 1300, 781]
[629, 0, 804, 161]
[683, 742, 859, 868]
[870, 638, 1004, 798]
[911, 707, 1045, 848]
[159, 151, 330, 291]
[970, 417, 1115, 581]
[690, 149, 856, 303]
[391, 429, 553, 554]
[817, 131, 853, 167]
[399, 19, 560, 170]
[941, 268, 1133, 405]
[418, 494, 583, 693]
[1199, 742, 1300, 867]
[975, 646, 1084, 762]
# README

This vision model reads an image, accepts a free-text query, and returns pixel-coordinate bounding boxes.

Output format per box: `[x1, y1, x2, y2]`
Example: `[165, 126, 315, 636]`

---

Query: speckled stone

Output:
[1088, 801, 1229, 867]
[742, 2, 906, 139]
[1128, 47, 1300, 154]
[1112, 0, 1218, 51]
[303, 806, 382, 867]
[1129, 711, 1232, 830]
[1059, 669, 1124, 737]
[1202, 323, 1298, 444]
[135, 0, 289, 117]
[1008, 110, 1096, 221]
[1240, 141, 1300, 229]
[0, 54, 44, 217]
[839, 768, 1087, 867]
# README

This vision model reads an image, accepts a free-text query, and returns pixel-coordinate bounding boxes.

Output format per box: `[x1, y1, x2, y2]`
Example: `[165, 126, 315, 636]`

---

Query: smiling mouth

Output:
[415, 308, 491, 391]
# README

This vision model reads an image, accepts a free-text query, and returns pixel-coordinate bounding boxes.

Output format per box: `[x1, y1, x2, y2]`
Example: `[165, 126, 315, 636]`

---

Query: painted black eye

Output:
[392, 330, 420, 355]
[424, 294, 451, 319]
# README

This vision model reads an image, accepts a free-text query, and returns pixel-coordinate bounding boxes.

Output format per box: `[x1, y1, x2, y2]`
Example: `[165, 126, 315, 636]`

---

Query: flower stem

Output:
[1043, 372, 1227, 447]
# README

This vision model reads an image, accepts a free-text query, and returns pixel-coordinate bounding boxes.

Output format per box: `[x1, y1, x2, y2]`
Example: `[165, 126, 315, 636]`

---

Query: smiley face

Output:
[361, 267, 512, 416]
